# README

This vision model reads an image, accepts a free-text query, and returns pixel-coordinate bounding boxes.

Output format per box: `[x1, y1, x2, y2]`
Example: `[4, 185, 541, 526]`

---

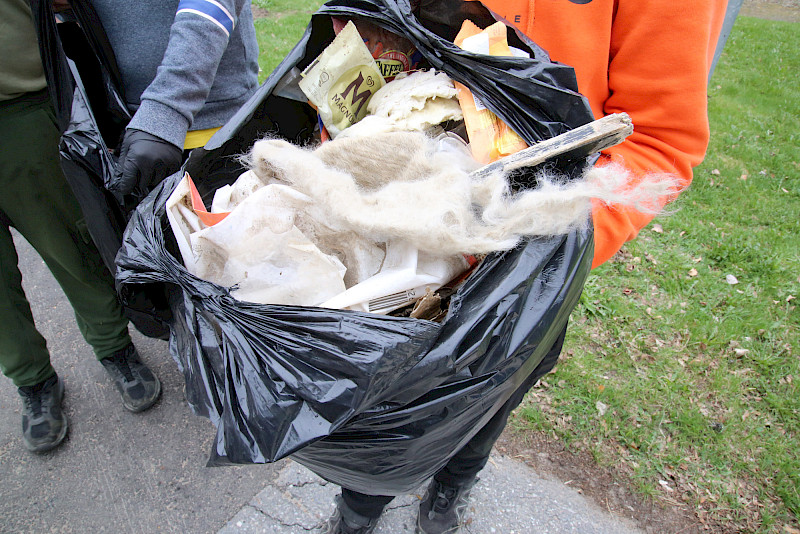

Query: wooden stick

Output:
[470, 112, 633, 179]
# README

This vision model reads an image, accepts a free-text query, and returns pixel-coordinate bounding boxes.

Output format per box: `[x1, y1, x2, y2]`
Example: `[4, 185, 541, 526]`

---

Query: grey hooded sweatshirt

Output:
[91, 0, 260, 148]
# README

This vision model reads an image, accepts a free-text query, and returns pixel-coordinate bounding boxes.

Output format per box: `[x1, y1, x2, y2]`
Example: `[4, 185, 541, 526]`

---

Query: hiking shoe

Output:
[415, 477, 477, 534]
[18, 374, 68, 453]
[101, 343, 161, 412]
[325, 495, 380, 534]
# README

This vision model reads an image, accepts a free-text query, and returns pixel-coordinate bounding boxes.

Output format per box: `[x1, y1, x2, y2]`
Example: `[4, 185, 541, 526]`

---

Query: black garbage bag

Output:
[116, 0, 595, 495]
[29, 0, 171, 339]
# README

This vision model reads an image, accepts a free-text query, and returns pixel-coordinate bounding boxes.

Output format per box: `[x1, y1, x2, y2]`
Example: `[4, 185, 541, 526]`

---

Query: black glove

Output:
[111, 129, 183, 196]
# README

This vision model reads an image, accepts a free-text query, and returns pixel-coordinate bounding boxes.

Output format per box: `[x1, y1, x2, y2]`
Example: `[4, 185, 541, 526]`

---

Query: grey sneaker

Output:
[18, 374, 68, 453]
[325, 495, 380, 534]
[416, 477, 477, 534]
[101, 344, 161, 412]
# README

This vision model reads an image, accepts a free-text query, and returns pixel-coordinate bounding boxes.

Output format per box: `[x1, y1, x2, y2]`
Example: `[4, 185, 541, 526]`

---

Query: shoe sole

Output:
[26, 418, 69, 453]
[122, 375, 162, 413]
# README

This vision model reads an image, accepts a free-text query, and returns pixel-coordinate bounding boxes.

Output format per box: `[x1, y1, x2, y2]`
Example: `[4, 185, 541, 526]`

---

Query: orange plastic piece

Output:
[186, 172, 230, 226]
[453, 20, 528, 164]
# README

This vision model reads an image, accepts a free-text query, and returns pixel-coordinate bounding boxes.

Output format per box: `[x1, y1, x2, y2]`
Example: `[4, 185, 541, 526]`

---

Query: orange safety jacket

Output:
[476, 0, 728, 267]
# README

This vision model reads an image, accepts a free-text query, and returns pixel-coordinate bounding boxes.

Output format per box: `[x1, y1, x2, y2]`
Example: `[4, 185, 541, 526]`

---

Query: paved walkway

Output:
[221, 456, 642, 534]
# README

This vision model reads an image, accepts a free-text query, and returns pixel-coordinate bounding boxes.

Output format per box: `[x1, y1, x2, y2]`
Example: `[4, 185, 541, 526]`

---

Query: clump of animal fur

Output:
[244, 131, 679, 256]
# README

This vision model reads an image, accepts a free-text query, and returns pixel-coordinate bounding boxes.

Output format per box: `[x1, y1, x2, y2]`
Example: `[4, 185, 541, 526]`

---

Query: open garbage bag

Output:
[116, 0, 596, 495]
[29, 0, 171, 339]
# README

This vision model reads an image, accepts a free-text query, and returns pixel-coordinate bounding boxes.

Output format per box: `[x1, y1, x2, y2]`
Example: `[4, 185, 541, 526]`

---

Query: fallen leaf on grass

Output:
[659, 480, 675, 492]
[596, 401, 608, 416]
[711, 169, 721, 175]
[652, 224, 664, 234]
[688, 268, 698, 277]
[726, 274, 739, 285]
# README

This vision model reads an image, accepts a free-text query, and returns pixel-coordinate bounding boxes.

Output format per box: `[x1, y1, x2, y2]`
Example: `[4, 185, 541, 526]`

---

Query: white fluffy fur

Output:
[246, 131, 680, 256]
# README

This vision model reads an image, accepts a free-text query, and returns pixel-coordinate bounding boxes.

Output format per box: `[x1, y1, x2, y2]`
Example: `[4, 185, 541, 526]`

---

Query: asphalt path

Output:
[0, 230, 279, 533]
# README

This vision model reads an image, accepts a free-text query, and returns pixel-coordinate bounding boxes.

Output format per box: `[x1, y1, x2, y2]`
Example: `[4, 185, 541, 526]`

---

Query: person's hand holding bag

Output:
[110, 129, 183, 196]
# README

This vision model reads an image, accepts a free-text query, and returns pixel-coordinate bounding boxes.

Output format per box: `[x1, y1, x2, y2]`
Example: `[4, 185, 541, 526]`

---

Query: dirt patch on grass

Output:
[741, 0, 800, 22]
[252, 7, 317, 20]
[252, 6, 270, 18]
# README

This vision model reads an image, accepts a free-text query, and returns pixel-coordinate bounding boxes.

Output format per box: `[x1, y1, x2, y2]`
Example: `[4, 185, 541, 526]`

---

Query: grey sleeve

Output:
[126, 0, 250, 148]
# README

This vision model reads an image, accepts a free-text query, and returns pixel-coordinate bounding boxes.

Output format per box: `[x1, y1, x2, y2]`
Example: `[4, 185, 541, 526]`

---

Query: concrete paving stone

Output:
[218, 456, 643, 534]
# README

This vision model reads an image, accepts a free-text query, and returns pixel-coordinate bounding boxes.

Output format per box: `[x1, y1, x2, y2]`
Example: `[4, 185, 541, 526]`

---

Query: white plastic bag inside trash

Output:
[321, 240, 467, 314]
[166, 174, 347, 306]
[165, 175, 202, 273]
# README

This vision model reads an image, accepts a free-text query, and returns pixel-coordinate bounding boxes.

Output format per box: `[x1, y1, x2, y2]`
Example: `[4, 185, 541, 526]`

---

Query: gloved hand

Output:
[110, 129, 183, 196]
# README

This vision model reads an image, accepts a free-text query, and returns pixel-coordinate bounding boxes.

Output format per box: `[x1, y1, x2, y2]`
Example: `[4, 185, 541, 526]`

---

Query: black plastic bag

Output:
[29, 0, 171, 338]
[116, 0, 595, 495]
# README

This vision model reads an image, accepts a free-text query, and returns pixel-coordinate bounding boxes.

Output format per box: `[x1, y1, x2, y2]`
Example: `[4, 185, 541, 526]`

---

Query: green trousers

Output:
[0, 90, 131, 388]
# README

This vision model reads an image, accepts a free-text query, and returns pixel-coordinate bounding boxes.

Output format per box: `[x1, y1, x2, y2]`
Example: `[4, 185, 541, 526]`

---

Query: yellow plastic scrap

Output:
[453, 20, 528, 164]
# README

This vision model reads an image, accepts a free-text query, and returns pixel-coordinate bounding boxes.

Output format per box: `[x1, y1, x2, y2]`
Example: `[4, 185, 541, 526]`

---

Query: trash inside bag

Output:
[167, 173, 350, 306]
[116, 0, 596, 495]
[337, 69, 464, 138]
[178, 115, 654, 316]
[166, 132, 480, 313]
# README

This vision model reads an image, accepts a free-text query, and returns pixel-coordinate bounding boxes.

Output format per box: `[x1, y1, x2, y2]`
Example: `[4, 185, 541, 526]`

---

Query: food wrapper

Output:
[332, 17, 422, 80]
[299, 21, 385, 137]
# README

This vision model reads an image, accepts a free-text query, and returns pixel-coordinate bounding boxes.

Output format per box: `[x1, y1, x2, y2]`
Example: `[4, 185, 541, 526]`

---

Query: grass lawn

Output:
[518, 15, 799, 533]
[250, 4, 799, 532]
[251, 0, 325, 81]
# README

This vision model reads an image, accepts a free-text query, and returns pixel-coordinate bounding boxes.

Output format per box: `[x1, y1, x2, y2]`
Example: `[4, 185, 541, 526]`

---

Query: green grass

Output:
[250, 8, 799, 532]
[251, 0, 324, 82]
[517, 16, 800, 533]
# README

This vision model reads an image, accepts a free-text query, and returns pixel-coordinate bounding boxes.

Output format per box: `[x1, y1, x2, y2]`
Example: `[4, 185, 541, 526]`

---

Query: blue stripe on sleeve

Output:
[177, 0, 235, 35]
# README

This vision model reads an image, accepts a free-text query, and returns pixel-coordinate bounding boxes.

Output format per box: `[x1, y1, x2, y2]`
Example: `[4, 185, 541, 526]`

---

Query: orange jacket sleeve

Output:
[474, 0, 728, 267]
[589, 1, 727, 267]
